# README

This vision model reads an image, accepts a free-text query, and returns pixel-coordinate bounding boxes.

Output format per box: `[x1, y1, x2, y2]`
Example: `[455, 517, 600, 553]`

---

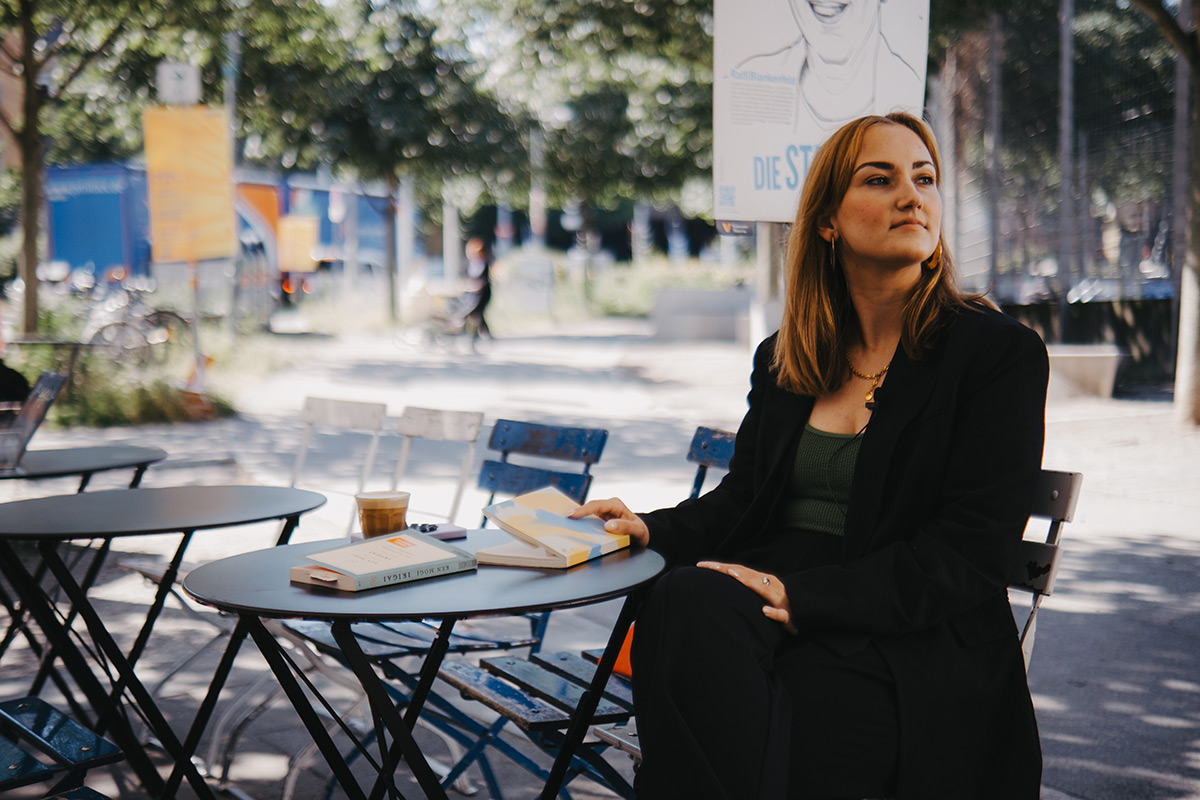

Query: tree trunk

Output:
[1177, 94, 1200, 423]
[18, 4, 42, 337]
[19, 133, 40, 336]
[385, 172, 399, 324]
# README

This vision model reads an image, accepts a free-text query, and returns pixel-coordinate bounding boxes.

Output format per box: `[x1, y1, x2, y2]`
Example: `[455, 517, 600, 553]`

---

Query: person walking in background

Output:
[572, 112, 1049, 798]
[463, 237, 492, 343]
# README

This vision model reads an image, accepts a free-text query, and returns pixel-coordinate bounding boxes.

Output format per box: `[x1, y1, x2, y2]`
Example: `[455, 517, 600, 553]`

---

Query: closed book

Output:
[289, 530, 476, 592]
[477, 486, 629, 568]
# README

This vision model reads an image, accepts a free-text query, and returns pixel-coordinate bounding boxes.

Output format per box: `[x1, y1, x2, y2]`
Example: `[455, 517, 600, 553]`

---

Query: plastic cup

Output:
[355, 491, 410, 538]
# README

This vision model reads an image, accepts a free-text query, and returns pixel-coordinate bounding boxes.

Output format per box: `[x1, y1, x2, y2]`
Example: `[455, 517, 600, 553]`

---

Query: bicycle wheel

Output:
[90, 322, 151, 365]
[143, 310, 192, 363]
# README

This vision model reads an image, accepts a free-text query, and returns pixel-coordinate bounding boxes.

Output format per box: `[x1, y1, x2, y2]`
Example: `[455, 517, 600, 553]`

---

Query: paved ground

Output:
[2, 316, 1198, 799]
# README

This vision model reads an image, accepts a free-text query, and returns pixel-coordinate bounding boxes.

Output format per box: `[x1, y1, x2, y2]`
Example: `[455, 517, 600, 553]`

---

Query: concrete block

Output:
[652, 289, 751, 341]
[1047, 344, 1125, 398]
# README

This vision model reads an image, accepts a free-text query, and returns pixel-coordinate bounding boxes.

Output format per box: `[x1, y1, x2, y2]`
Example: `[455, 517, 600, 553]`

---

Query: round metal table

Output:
[0, 444, 167, 491]
[184, 530, 665, 800]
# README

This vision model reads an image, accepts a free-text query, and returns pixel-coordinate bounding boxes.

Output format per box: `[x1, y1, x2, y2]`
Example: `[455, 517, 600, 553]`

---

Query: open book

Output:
[290, 529, 476, 592]
[477, 486, 630, 568]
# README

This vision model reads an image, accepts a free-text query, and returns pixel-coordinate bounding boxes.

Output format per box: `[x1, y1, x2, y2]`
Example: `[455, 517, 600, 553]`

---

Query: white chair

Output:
[389, 406, 484, 526]
[120, 397, 388, 713]
[291, 396, 388, 533]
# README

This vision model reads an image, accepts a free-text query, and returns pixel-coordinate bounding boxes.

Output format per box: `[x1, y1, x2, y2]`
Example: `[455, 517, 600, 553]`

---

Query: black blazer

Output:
[641, 303, 1048, 799]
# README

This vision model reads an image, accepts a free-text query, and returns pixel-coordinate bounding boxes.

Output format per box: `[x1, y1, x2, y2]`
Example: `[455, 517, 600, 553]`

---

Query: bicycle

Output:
[83, 281, 193, 366]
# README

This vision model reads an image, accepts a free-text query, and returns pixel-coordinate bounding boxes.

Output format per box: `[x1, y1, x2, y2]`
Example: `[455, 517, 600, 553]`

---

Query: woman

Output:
[462, 237, 493, 341]
[571, 112, 1047, 798]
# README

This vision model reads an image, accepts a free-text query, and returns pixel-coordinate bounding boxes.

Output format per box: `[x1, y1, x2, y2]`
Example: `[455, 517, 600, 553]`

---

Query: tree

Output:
[441, 0, 713, 246]
[235, 0, 525, 319]
[0, 1, 228, 335]
[1126, 0, 1199, 424]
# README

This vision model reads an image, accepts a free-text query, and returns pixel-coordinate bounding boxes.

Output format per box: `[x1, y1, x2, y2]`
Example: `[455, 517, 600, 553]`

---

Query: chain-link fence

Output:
[926, 3, 1179, 387]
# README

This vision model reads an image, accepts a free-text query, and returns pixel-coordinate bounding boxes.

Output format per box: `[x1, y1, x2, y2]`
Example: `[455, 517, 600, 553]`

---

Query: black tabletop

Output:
[0, 485, 327, 539]
[184, 531, 666, 621]
[0, 445, 167, 480]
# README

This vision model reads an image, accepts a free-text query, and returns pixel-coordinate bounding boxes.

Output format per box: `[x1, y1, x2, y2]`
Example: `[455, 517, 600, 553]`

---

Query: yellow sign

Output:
[277, 214, 320, 273]
[143, 106, 235, 263]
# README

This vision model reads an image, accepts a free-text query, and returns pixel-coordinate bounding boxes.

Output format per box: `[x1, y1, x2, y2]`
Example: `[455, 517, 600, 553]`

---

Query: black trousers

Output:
[631, 561, 899, 800]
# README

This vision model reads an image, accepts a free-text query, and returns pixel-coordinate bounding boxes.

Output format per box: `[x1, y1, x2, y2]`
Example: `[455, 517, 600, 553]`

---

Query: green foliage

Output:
[4, 296, 234, 428]
[442, 0, 714, 213]
[0, 170, 19, 236]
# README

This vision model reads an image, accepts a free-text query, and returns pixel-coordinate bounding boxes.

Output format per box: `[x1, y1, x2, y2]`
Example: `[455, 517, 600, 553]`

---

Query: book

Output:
[289, 529, 477, 592]
[476, 486, 630, 568]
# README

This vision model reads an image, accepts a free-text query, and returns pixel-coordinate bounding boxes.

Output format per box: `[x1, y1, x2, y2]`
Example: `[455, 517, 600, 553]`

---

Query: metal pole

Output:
[1057, 0, 1076, 341]
[751, 222, 783, 347]
[988, 13, 1003, 296]
[1171, 1, 1191, 365]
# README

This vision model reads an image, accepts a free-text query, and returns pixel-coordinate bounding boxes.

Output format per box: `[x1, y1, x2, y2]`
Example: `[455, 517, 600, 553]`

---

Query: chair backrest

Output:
[291, 397, 389, 531]
[0, 371, 66, 469]
[390, 406, 485, 525]
[1009, 468, 1083, 668]
[686, 426, 736, 499]
[477, 419, 608, 523]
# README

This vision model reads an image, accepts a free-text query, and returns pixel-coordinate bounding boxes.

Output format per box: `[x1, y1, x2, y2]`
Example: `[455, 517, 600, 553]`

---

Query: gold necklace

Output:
[845, 352, 891, 406]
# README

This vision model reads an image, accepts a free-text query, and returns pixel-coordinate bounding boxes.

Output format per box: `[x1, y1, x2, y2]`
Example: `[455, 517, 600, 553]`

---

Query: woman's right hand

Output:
[568, 497, 650, 547]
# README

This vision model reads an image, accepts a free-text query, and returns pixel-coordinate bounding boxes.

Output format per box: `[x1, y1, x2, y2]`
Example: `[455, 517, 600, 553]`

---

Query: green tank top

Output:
[777, 424, 863, 537]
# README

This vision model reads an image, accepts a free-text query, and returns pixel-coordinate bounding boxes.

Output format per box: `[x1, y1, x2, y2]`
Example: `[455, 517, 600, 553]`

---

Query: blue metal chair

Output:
[0, 696, 122, 798]
[685, 426, 737, 499]
[477, 419, 609, 525]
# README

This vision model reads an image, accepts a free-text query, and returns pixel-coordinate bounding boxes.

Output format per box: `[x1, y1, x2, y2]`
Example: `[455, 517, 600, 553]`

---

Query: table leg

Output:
[404, 617, 455, 728]
[35, 539, 218, 800]
[123, 531, 193, 673]
[0, 573, 78, 715]
[539, 588, 645, 800]
[246, 616, 370, 800]
[28, 539, 114, 698]
[276, 513, 301, 545]
[0, 540, 166, 796]
[161, 616, 251, 798]
[128, 463, 150, 488]
[330, 619, 450, 800]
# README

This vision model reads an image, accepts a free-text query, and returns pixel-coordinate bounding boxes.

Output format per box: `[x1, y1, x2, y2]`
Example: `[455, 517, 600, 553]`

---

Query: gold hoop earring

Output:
[828, 236, 837, 270]
[925, 243, 942, 271]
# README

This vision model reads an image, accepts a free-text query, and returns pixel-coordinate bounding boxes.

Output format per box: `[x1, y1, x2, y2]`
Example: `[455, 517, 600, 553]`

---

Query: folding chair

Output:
[291, 396, 389, 534]
[685, 425, 736, 499]
[120, 396, 387, 667]
[389, 406, 484, 525]
[478, 418, 609, 524]
[1010, 468, 1083, 667]
[0, 696, 123, 799]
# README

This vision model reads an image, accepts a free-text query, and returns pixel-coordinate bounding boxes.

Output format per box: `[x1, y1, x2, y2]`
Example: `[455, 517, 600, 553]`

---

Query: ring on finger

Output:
[762, 577, 770, 586]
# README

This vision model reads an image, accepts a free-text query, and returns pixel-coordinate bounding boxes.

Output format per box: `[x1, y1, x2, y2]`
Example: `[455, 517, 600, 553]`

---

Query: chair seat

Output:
[0, 697, 123, 792]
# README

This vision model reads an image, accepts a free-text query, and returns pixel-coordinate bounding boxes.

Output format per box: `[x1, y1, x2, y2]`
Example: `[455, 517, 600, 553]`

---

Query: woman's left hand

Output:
[697, 561, 797, 635]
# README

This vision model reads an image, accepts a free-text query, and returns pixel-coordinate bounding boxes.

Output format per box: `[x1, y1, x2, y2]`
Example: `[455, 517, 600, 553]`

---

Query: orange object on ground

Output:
[613, 624, 634, 678]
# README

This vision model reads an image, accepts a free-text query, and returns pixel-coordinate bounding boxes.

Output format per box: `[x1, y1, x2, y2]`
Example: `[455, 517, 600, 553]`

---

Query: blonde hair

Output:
[771, 112, 975, 396]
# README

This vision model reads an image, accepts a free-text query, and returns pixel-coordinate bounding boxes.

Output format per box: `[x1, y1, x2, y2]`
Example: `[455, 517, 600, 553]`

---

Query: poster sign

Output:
[143, 105, 235, 263]
[713, 0, 929, 224]
[277, 214, 320, 273]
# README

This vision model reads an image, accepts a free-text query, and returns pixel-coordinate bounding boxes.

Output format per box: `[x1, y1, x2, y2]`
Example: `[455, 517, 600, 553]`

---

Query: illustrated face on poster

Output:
[713, 0, 929, 223]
